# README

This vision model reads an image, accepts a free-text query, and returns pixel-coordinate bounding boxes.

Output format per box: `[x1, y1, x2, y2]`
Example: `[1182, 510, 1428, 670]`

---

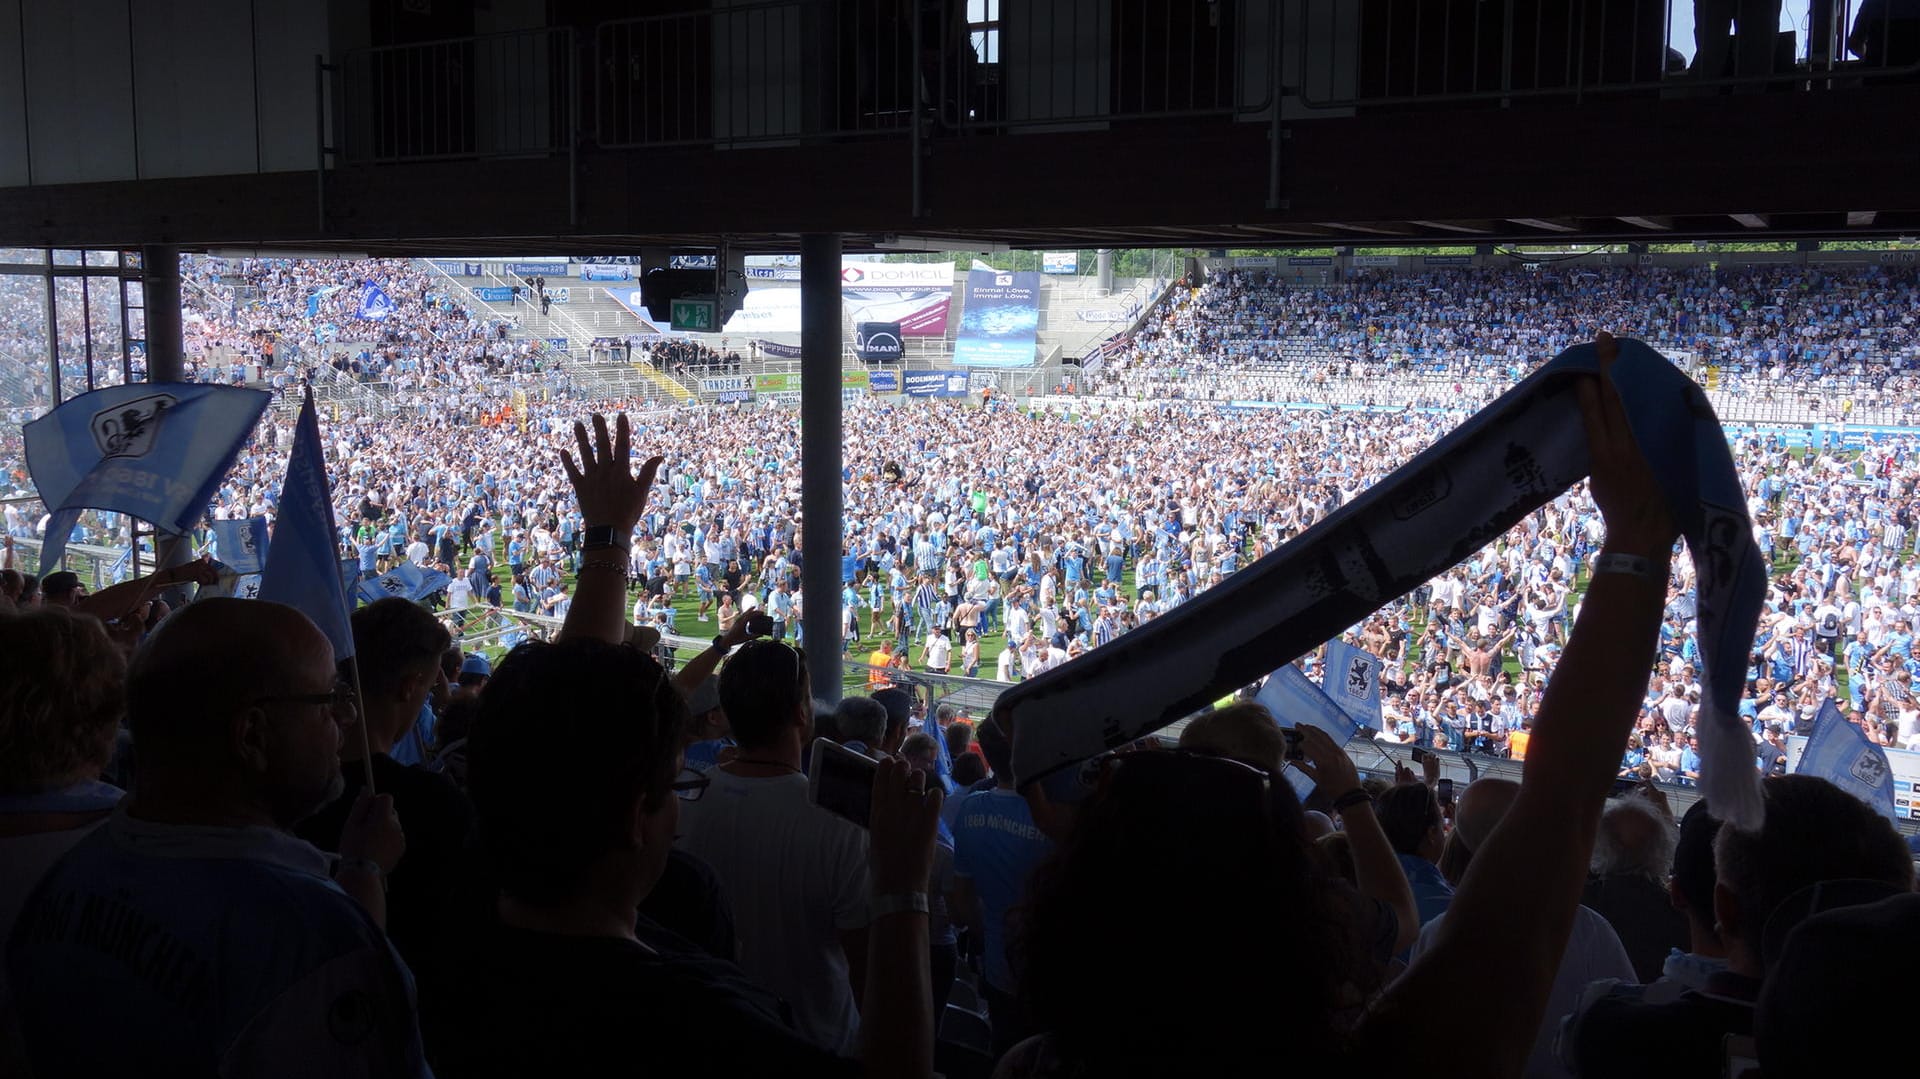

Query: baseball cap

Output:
[41, 571, 81, 598]
[460, 653, 492, 679]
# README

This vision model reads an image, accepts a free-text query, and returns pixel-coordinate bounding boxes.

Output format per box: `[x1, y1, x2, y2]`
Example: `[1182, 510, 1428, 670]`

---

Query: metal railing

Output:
[340, 27, 576, 164]
[1293, 0, 1920, 110]
[325, 1, 1919, 173]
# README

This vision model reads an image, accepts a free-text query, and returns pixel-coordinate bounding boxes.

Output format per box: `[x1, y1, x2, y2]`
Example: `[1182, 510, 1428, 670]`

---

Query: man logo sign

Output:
[90, 393, 177, 459]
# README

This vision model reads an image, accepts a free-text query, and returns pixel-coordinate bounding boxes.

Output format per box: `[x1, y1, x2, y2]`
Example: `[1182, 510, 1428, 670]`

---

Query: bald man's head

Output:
[128, 599, 328, 747]
[1453, 777, 1521, 856]
[127, 599, 344, 825]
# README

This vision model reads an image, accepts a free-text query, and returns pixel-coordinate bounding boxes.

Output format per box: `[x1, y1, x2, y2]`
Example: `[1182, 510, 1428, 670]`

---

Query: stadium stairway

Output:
[634, 363, 693, 402]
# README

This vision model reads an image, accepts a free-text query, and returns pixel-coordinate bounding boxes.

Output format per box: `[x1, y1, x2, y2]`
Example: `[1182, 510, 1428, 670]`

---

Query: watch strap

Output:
[869, 892, 930, 919]
[1331, 788, 1374, 812]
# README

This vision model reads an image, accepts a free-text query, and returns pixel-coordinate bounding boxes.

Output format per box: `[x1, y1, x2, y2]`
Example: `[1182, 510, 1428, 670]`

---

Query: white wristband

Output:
[1592, 553, 1656, 579]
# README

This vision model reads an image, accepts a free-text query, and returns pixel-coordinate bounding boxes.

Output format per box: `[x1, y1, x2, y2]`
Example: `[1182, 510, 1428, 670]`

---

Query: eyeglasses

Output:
[671, 767, 711, 802]
[253, 682, 357, 716]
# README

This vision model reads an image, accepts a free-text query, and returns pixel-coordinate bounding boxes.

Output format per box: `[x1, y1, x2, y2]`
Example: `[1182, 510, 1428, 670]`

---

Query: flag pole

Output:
[346, 653, 377, 793]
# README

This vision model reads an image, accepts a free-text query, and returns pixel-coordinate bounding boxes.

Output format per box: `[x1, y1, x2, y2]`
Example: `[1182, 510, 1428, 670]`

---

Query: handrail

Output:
[1290, 0, 1920, 111]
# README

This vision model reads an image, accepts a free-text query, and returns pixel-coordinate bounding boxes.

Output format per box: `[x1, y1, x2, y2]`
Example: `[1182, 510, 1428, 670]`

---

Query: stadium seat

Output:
[947, 978, 982, 1013]
[939, 1003, 993, 1052]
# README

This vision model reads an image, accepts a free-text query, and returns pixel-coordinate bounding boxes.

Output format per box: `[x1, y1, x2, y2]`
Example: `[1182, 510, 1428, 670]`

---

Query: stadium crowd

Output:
[5, 351, 1919, 1076]
[8, 373, 1920, 778]
[1099, 263, 1920, 410]
[177, 257, 547, 391]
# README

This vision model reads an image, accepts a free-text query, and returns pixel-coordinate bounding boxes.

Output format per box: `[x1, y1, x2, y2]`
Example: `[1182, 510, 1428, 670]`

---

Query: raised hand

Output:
[559, 413, 664, 537]
[1578, 333, 1676, 559]
[868, 755, 943, 895]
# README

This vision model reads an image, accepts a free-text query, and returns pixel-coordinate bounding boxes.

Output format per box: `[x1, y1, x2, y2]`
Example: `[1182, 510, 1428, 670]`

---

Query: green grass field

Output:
[456, 443, 1863, 698]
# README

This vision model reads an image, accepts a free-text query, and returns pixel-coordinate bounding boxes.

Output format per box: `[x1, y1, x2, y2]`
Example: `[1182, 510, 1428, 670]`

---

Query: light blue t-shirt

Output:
[7, 809, 430, 1078]
[952, 788, 1054, 992]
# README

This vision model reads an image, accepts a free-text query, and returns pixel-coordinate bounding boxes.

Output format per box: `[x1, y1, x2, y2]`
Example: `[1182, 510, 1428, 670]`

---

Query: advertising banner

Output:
[839, 261, 951, 288]
[1075, 298, 1142, 323]
[1425, 255, 1475, 266]
[714, 390, 755, 405]
[952, 268, 1041, 367]
[869, 370, 900, 392]
[746, 266, 803, 280]
[722, 289, 803, 335]
[758, 341, 804, 359]
[546, 287, 571, 304]
[855, 321, 904, 362]
[546, 338, 570, 352]
[581, 266, 632, 281]
[1351, 255, 1401, 268]
[1235, 256, 1277, 268]
[699, 375, 750, 393]
[1287, 257, 1333, 267]
[905, 370, 972, 397]
[473, 287, 516, 302]
[506, 262, 569, 276]
[754, 373, 800, 393]
[841, 371, 871, 390]
[1042, 251, 1079, 274]
[842, 261, 953, 337]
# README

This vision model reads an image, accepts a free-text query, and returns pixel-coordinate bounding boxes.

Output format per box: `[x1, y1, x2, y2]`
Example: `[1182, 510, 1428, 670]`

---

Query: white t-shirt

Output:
[675, 769, 870, 1056]
[927, 634, 952, 668]
[1410, 904, 1632, 1079]
[446, 577, 473, 609]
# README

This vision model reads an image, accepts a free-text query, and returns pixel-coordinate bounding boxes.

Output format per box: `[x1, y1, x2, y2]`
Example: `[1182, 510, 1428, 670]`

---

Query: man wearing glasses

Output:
[8, 598, 424, 1077]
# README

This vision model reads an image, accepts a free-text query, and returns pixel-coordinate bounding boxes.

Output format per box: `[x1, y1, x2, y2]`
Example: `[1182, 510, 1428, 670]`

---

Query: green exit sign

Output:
[670, 297, 718, 331]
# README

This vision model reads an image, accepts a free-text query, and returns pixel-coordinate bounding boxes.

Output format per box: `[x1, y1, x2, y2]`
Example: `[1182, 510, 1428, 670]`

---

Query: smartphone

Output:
[1281, 728, 1306, 761]
[1280, 763, 1317, 806]
[1608, 776, 1640, 798]
[1436, 778, 1454, 806]
[744, 610, 774, 637]
[808, 738, 878, 828]
[1411, 746, 1433, 765]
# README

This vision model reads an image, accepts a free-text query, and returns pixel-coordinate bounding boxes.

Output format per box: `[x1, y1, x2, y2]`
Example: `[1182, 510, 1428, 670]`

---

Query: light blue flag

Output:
[1809, 696, 1844, 738]
[1254, 661, 1361, 746]
[1322, 638, 1385, 731]
[210, 517, 270, 575]
[257, 389, 355, 660]
[305, 284, 344, 319]
[25, 384, 270, 573]
[356, 282, 398, 321]
[358, 562, 451, 605]
[999, 338, 1770, 827]
[1795, 699, 1897, 821]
